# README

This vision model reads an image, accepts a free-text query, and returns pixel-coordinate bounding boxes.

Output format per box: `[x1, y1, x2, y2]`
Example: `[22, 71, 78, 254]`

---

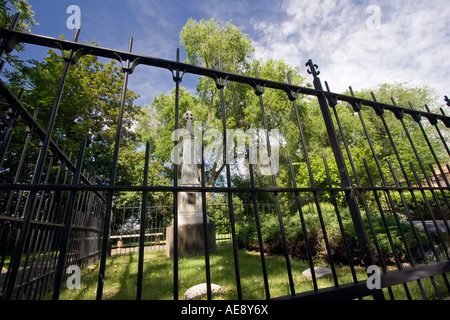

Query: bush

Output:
[389, 190, 450, 220]
[237, 202, 426, 265]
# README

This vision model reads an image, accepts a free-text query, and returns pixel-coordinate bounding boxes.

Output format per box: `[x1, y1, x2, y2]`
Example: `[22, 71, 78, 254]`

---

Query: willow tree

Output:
[141, 19, 307, 190]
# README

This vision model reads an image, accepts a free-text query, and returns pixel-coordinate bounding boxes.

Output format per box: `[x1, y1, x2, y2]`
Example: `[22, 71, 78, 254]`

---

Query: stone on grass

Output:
[184, 283, 225, 300]
[302, 266, 332, 280]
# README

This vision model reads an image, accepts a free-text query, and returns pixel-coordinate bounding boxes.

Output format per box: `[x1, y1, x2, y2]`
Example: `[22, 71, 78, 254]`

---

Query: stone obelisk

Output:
[166, 110, 215, 257]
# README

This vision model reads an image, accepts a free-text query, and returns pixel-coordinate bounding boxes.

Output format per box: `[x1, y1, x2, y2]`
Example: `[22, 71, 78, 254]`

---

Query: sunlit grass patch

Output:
[55, 245, 449, 300]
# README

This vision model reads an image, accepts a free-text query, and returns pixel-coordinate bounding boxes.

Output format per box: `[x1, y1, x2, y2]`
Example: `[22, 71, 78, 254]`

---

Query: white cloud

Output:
[252, 0, 450, 105]
[69, 0, 450, 108]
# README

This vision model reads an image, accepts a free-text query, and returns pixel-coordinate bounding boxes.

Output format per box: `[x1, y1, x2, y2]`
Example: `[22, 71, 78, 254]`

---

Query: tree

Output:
[180, 18, 253, 73]
[347, 82, 446, 186]
[179, 19, 254, 187]
[0, 0, 36, 32]
[0, 0, 37, 76]
[142, 19, 309, 191]
[3, 45, 143, 188]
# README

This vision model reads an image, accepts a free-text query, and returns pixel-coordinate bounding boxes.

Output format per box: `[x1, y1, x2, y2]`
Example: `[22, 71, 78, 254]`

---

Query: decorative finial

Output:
[305, 59, 320, 78]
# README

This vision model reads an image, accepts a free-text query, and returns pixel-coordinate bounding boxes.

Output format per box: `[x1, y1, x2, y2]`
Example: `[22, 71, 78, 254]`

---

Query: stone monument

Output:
[166, 110, 216, 257]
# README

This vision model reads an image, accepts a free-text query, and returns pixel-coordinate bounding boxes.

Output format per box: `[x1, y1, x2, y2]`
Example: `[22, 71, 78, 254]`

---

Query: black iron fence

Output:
[0, 15, 449, 300]
[109, 202, 278, 253]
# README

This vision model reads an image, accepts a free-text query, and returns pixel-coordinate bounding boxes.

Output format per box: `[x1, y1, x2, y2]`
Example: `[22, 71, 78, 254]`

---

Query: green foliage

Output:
[138, 88, 201, 165]
[0, 0, 36, 32]
[206, 193, 245, 234]
[296, 152, 340, 188]
[287, 81, 447, 195]
[0, 0, 37, 77]
[345, 82, 447, 185]
[141, 21, 448, 264]
[4, 48, 143, 187]
[388, 189, 450, 220]
[145, 19, 447, 206]
[237, 202, 428, 265]
[180, 18, 253, 72]
[146, 19, 309, 188]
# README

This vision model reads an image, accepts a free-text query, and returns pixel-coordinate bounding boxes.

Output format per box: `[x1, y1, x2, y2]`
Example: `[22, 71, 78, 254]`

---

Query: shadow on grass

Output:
[55, 244, 449, 300]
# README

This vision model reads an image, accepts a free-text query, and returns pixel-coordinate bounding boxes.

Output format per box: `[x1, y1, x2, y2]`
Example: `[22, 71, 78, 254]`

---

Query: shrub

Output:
[237, 202, 426, 265]
[389, 190, 450, 220]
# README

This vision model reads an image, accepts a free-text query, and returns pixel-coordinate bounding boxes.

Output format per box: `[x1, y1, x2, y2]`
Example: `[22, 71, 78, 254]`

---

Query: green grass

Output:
[55, 245, 449, 300]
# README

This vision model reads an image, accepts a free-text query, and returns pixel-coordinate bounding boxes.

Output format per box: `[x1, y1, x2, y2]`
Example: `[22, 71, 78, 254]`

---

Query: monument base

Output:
[166, 223, 216, 258]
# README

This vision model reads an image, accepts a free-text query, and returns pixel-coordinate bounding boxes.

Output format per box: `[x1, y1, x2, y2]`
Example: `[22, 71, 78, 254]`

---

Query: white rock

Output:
[184, 283, 226, 300]
[302, 266, 333, 280]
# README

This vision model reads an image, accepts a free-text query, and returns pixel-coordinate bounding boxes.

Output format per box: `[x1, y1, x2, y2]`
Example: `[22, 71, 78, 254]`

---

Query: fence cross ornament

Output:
[180, 109, 199, 186]
[183, 109, 195, 135]
[305, 59, 320, 78]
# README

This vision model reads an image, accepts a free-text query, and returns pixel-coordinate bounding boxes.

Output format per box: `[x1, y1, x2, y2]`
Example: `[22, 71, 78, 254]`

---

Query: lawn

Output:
[55, 244, 449, 300]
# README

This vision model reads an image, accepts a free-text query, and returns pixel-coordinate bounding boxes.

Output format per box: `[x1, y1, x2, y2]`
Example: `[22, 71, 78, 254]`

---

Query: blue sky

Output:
[15, 0, 450, 108]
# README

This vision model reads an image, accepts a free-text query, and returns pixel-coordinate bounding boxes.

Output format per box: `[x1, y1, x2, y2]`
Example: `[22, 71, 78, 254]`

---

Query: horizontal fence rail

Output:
[0, 21, 449, 301]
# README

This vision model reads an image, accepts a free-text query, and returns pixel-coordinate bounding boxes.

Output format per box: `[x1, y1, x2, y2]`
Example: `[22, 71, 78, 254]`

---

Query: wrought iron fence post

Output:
[52, 136, 87, 300]
[0, 12, 20, 61]
[217, 58, 242, 300]
[96, 38, 134, 300]
[137, 141, 150, 300]
[168, 48, 182, 301]
[305, 59, 384, 300]
[3, 28, 81, 300]
[254, 66, 295, 296]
